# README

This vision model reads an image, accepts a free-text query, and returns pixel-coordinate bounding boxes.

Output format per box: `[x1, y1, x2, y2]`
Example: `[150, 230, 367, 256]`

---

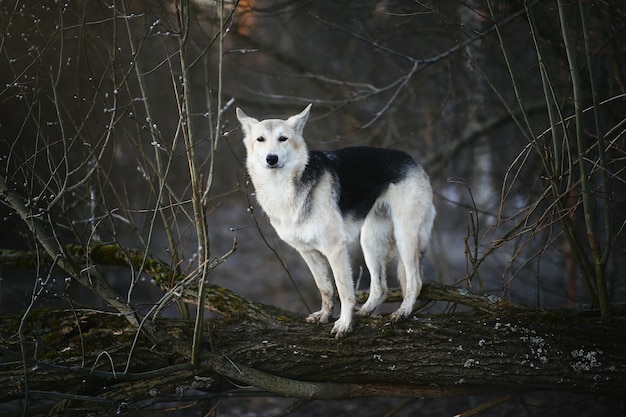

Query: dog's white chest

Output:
[272, 217, 324, 250]
[260, 195, 320, 248]
[253, 175, 341, 251]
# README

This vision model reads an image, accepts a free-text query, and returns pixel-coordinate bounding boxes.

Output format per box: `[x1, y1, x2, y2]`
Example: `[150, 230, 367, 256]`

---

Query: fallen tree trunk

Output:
[1, 294, 625, 416]
[1, 246, 625, 416]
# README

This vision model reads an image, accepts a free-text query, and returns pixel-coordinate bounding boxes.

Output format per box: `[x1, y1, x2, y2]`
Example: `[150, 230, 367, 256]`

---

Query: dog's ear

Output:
[286, 103, 312, 137]
[236, 108, 259, 137]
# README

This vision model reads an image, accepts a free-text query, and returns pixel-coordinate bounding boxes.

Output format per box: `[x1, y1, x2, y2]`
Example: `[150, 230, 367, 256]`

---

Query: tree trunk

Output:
[1, 293, 624, 416]
[1, 246, 624, 416]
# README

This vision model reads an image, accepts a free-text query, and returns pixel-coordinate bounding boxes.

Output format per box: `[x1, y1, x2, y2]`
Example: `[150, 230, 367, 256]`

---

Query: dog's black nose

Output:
[266, 154, 279, 166]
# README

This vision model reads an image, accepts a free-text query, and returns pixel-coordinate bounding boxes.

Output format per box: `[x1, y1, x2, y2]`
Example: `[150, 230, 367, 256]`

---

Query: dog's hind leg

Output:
[390, 227, 422, 323]
[389, 175, 435, 323]
[300, 249, 335, 325]
[357, 212, 393, 316]
[389, 197, 430, 323]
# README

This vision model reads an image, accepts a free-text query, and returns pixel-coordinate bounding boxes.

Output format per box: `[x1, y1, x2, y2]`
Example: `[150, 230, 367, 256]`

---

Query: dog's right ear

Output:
[236, 108, 259, 138]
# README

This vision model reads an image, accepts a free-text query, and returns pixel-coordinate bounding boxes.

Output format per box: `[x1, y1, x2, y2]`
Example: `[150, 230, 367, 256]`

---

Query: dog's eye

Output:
[256, 136, 265, 142]
[278, 136, 288, 142]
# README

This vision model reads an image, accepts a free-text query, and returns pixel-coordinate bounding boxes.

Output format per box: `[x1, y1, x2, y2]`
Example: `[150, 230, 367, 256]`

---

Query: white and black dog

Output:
[237, 104, 435, 338]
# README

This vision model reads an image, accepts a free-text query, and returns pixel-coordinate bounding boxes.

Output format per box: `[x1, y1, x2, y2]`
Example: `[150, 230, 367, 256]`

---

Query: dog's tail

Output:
[419, 202, 436, 274]
[420, 203, 436, 253]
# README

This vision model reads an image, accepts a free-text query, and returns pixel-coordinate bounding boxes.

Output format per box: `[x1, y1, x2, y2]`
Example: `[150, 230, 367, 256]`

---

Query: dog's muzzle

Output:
[266, 154, 280, 168]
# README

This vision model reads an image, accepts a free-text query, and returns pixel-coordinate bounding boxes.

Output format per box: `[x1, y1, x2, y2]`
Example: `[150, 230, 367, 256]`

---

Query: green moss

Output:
[0, 248, 42, 270]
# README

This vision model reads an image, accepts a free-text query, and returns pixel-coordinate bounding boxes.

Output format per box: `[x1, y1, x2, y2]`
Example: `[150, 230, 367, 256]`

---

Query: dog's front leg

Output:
[299, 249, 334, 325]
[326, 246, 355, 338]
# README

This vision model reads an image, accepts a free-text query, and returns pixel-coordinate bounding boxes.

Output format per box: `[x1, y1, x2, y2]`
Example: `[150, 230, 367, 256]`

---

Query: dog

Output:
[237, 104, 435, 338]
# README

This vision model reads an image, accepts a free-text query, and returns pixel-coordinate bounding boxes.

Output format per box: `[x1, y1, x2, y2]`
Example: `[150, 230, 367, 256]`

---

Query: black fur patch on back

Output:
[302, 147, 420, 220]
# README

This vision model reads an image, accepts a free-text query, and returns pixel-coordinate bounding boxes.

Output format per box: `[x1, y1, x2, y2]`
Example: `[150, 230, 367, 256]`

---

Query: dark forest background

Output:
[1, 0, 625, 415]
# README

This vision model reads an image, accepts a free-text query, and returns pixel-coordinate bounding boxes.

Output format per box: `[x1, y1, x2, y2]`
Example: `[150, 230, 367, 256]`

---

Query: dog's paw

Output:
[306, 310, 331, 325]
[330, 317, 353, 339]
[355, 306, 373, 317]
[389, 307, 411, 323]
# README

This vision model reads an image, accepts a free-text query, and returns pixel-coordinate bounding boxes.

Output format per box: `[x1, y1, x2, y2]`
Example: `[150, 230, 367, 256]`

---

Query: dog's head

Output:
[236, 104, 311, 171]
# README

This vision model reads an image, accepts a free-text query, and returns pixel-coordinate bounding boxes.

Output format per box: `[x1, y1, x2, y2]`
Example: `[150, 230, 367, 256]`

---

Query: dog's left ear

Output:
[286, 103, 312, 137]
[236, 108, 259, 137]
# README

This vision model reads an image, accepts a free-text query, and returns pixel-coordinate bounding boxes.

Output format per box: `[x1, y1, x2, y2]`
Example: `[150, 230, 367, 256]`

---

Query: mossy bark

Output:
[2, 302, 625, 417]
[1, 246, 625, 416]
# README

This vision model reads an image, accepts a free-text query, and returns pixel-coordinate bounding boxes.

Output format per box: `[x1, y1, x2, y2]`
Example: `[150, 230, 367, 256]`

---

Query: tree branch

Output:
[0, 244, 504, 318]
